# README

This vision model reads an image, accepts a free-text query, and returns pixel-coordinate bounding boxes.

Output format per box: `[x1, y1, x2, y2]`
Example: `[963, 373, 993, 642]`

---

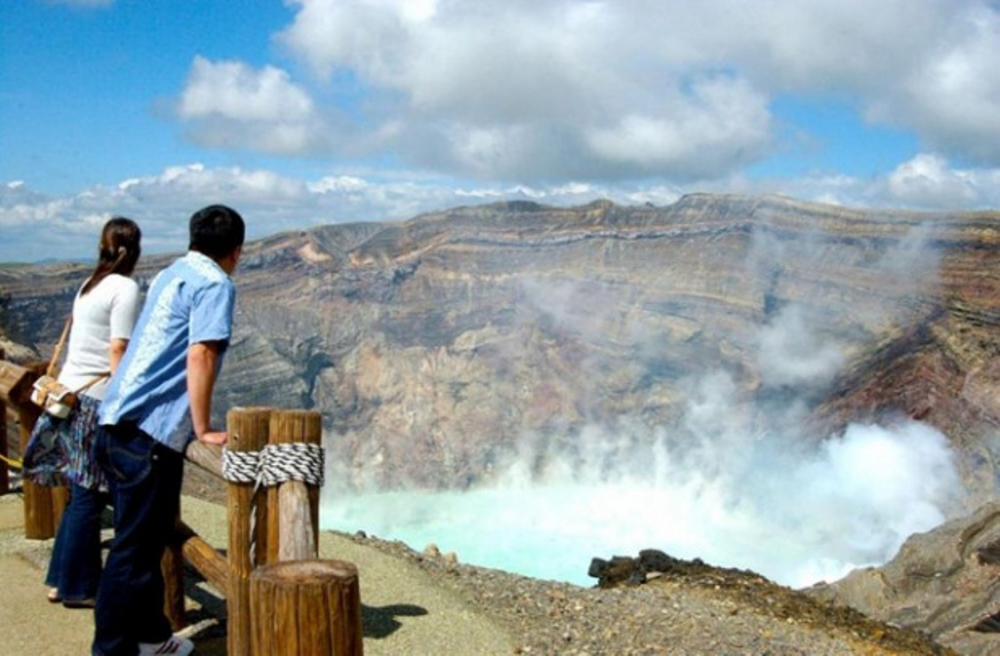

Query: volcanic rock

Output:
[3, 194, 999, 503]
[804, 500, 1000, 655]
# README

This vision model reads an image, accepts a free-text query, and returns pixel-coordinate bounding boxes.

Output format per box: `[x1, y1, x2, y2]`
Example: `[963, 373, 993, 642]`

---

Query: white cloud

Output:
[308, 175, 368, 194]
[886, 154, 982, 207]
[177, 57, 330, 155]
[1, 165, 317, 261]
[867, 5, 1000, 161]
[256, 0, 1000, 182]
[708, 0, 956, 91]
[270, 0, 782, 179]
[585, 77, 773, 178]
[768, 153, 1000, 210]
[179, 57, 315, 123]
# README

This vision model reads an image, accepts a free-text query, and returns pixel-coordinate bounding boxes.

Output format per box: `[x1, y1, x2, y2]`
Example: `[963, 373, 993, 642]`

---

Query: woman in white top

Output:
[29, 217, 142, 608]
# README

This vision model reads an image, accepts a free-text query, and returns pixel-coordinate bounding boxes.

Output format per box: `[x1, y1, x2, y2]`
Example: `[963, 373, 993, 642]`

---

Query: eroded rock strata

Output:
[5, 194, 999, 501]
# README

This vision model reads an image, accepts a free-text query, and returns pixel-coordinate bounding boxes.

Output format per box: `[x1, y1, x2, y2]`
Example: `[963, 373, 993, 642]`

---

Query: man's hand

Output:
[199, 431, 228, 446]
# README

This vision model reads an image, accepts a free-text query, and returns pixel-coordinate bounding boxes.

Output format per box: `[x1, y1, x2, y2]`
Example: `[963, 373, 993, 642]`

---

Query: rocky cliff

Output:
[807, 500, 1000, 655]
[3, 194, 1000, 503]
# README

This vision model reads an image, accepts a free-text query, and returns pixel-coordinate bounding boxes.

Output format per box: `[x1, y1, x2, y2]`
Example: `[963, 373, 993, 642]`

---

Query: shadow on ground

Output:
[362, 603, 429, 638]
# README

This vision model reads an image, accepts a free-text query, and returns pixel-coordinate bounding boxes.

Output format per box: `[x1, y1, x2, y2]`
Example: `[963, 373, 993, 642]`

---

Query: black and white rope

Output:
[221, 441, 325, 565]
[222, 442, 325, 488]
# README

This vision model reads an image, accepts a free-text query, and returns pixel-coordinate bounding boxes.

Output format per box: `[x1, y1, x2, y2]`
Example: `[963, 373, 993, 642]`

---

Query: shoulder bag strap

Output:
[47, 316, 72, 378]
[74, 371, 111, 395]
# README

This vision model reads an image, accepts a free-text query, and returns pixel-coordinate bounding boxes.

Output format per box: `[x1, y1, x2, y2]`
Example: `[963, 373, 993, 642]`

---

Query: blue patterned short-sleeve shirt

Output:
[99, 251, 236, 452]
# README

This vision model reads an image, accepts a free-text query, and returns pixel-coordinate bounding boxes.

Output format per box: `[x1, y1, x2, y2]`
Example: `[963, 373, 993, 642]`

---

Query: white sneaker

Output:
[137, 635, 194, 655]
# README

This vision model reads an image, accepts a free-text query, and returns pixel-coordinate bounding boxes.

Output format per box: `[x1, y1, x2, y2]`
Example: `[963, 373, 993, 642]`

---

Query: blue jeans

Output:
[45, 482, 108, 602]
[91, 423, 184, 656]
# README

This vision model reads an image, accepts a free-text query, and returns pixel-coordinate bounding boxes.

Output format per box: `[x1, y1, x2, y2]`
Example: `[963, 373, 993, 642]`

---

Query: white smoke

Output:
[322, 390, 965, 588]
[756, 305, 846, 387]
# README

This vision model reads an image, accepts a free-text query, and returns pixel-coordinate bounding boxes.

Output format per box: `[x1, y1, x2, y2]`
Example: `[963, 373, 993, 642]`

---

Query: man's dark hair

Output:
[189, 205, 246, 259]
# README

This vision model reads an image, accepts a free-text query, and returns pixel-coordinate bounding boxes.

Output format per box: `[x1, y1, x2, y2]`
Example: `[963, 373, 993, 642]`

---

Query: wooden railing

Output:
[0, 359, 67, 534]
[0, 359, 363, 656]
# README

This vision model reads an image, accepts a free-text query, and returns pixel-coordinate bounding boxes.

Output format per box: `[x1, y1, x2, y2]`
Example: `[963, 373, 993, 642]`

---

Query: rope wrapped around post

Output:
[221, 442, 325, 489]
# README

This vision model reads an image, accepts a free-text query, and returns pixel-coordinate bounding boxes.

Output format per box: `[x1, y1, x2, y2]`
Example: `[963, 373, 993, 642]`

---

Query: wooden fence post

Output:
[0, 398, 8, 496]
[0, 361, 50, 536]
[175, 519, 230, 593]
[227, 407, 272, 656]
[17, 403, 57, 538]
[162, 526, 187, 631]
[0, 349, 5, 494]
[267, 410, 322, 563]
[0, 359, 70, 536]
[250, 560, 363, 656]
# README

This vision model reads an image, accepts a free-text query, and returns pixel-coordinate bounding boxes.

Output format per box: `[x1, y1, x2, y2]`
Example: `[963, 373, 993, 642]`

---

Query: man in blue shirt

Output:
[92, 205, 245, 656]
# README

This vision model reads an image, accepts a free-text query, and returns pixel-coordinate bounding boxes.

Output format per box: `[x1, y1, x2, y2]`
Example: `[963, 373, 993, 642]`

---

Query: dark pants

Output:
[91, 423, 183, 656]
[46, 481, 108, 602]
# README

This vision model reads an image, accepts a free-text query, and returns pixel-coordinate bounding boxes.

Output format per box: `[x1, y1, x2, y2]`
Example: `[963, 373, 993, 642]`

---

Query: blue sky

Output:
[2, 0, 1000, 262]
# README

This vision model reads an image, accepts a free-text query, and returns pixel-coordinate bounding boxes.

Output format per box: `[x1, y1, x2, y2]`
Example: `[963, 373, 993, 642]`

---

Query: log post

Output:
[267, 410, 323, 563]
[175, 519, 230, 594]
[18, 403, 56, 539]
[162, 525, 187, 631]
[0, 350, 4, 495]
[227, 407, 272, 656]
[0, 359, 58, 538]
[185, 440, 224, 479]
[249, 560, 363, 656]
[0, 400, 8, 496]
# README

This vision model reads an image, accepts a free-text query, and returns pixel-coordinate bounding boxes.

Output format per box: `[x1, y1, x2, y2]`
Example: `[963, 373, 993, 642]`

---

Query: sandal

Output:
[46, 588, 61, 603]
[62, 597, 96, 609]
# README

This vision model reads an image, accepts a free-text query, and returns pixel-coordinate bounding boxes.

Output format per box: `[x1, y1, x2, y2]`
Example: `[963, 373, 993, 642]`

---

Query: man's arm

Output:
[187, 340, 227, 445]
[108, 338, 129, 373]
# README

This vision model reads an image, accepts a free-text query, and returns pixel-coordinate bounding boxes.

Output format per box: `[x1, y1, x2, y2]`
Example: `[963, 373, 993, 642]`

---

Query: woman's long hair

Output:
[80, 217, 142, 296]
